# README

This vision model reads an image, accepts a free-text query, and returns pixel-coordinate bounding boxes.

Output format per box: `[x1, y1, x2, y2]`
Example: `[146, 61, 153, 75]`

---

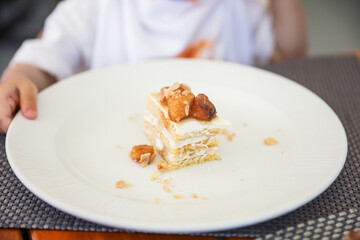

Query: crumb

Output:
[240, 178, 244, 182]
[158, 178, 173, 193]
[192, 193, 198, 199]
[173, 194, 184, 199]
[242, 123, 247, 127]
[281, 151, 284, 154]
[201, 196, 207, 200]
[163, 185, 171, 193]
[153, 198, 160, 204]
[125, 183, 132, 188]
[159, 178, 170, 185]
[116, 145, 121, 149]
[227, 133, 236, 141]
[151, 171, 162, 181]
[157, 161, 169, 171]
[115, 180, 126, 188]
[128, 114, 138, 121]
[264, 137, 278, 146]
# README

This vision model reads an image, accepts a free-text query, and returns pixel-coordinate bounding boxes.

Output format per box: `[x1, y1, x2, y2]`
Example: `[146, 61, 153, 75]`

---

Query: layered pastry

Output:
[144, 82, 229, 169]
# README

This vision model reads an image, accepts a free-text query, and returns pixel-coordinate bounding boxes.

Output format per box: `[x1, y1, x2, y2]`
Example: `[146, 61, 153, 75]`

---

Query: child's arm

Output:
[270, 0, 308, 62]
[0, 64, 56, 133]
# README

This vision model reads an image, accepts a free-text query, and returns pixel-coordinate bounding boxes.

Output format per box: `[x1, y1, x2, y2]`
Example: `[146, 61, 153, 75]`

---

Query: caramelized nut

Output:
[130, 145, 155, 166]
[168, 93, 195, 122]
[189, 94, 217, 121]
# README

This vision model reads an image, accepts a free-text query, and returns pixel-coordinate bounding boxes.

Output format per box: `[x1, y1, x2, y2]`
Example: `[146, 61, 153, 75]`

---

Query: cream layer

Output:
[145, 111, 216, 148]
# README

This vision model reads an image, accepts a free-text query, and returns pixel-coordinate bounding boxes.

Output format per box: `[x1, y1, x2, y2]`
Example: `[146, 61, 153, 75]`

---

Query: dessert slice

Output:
[144, 83, 229, 169]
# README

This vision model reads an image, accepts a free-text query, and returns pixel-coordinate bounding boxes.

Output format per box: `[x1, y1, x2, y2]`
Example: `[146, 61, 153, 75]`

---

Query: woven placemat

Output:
[1, 56, 359, 239]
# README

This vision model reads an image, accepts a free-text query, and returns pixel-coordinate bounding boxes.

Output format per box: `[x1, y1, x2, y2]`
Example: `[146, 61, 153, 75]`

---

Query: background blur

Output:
[0, 0, 359, 74]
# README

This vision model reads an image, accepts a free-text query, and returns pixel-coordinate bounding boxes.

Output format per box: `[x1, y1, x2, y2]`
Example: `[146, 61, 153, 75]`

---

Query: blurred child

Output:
[0, 0, 307, 133]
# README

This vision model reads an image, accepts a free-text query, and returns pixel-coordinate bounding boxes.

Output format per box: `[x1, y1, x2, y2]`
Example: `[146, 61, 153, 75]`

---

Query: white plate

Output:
[6, 59, 347, 233]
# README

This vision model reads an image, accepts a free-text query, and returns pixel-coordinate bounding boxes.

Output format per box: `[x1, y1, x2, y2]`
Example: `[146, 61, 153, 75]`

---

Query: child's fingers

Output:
[0, 94, 16, 134]
[17, 79, 38, 120]
[0, 102, 12, 133]
[0, 116, 12, 134]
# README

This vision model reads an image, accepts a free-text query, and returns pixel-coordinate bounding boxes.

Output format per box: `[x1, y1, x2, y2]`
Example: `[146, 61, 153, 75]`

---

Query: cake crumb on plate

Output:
[227, 133, 236, 141]
[264, 137, 278, 146]
[158, 178, 173, 193]
[128, 114, 138, 121]
[151, 171, 162, 181]
[116, 180, 126, 188]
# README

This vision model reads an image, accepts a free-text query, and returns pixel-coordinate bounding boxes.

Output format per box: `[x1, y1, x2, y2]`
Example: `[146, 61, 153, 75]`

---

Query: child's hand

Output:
[0, 64, 57, 134]
[0, 76, 38, 133]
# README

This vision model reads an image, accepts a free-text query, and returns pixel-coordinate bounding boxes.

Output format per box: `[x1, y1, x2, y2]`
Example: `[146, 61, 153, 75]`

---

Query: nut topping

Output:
[158, 83, 217, 122]
[139, 153, 151, 167]
[168, 82, 191, 94]
[159, 82, 192, 105]
[189, 94, 217, 121]
[159, 87, 169, 104]
[168, 93, 195, 122]
[130, 145, 156, 167]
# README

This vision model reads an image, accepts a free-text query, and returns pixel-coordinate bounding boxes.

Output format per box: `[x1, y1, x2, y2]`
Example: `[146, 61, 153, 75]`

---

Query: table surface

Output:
[1, 52, 359, 240]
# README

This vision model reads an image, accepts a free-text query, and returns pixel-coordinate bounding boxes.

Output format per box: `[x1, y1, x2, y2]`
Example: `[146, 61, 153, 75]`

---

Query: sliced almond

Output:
[139, 153, 151, 167]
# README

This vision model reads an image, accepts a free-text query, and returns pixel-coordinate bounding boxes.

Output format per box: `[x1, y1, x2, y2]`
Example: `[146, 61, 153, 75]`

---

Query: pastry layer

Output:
[144, 125, 220, 169]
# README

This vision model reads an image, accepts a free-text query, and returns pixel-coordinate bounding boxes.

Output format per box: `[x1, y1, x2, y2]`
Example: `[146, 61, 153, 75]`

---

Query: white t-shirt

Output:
[11, 0, 274, 80]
